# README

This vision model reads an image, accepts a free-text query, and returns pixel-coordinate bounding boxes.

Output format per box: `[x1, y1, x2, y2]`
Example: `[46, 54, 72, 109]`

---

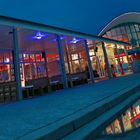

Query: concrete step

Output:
[62, 87, 140, 140]
[18, 84, 140, 140]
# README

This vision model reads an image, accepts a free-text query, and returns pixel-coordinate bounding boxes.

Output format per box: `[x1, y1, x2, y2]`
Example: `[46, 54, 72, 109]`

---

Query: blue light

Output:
[51, 36, 66, 42]
[69, 37, 80, 44]
[60, 36, 66, 40]
[33, 32, 45, 40]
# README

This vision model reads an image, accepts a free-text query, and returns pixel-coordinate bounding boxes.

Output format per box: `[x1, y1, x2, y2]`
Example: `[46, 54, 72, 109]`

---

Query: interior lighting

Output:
[69, 37, 80, 44]
[23, 54, 26, 57]
[5, 58, 10, 63]
[51, 36, 66, 42]
[33, 32, 45, 40]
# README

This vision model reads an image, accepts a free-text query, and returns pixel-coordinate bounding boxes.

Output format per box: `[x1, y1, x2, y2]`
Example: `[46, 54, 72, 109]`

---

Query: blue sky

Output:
[0, 0, 140, 35]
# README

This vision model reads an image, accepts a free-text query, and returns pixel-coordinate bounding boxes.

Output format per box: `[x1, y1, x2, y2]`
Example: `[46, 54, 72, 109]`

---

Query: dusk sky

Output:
[0, 0, 140, 35]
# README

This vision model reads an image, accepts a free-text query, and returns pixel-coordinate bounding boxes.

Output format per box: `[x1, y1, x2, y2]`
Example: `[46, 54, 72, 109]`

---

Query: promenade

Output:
[0, 74, 140, 140]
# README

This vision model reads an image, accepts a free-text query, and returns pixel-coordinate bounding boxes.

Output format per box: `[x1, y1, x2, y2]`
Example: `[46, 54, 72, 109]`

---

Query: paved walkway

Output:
[0, 74, 140, 140]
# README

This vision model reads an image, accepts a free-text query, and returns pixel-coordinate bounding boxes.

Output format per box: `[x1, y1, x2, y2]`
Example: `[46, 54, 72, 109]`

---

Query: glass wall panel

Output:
[103, 23, 140, 52]
[0, 25, 14, 84]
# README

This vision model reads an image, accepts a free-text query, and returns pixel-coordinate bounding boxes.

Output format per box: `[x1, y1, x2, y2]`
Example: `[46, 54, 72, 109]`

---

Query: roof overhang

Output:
[0, 15, 129, 46]
[99, 12, 140, 36]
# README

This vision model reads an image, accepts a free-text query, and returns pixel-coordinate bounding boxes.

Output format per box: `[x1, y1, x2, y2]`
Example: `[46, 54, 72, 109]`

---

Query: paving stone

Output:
[0, 74, 140, 139]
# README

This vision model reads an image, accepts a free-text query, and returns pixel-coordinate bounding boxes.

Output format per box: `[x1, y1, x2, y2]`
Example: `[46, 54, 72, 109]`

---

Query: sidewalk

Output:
[0, 74, 140, 140]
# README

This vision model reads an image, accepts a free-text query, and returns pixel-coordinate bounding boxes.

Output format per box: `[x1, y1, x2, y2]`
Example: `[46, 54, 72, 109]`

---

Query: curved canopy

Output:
[0, 0, 140, 35]
[99, 12, 140, 35]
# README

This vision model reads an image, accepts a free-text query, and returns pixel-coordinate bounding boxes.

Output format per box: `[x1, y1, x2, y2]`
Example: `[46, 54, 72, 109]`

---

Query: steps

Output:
[18, 84, 140, 140]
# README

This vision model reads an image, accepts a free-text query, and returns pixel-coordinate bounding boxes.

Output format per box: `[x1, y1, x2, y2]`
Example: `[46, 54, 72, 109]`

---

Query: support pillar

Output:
[115, 44, 124, 75]
[84, 40, 95, 83]
[101, 42, 112, 79]
[130, 107, 137, 128]
[111, 122, 116, 134]
[119, 115, 125, 134]
[42, 51, 51, 92]
[124, 46, 132, 72]
[12, 28, 22, 100]
[56, 35, 68, 88]
[64, 40, 73, 88]
[138, 99, 140, 110]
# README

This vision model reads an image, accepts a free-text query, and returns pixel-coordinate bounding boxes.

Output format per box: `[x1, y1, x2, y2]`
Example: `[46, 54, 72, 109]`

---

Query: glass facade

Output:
[104, 99, 140, 135]
[103, 23, 140, 46]
[101, 23, 140, 75]
[0, 40, 128, 85]
[0, 51, 14, 82]
[0, 23, 130, 103]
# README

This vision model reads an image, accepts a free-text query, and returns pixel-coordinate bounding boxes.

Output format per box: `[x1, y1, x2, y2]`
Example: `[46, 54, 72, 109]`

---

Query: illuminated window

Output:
[71, 54, 78, 60]
[89, 49, 95, 56]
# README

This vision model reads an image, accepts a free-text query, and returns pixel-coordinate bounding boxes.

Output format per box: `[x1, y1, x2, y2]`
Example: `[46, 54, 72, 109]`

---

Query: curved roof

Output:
[99, 12, 140, 36]
[0, 0, 140, 35]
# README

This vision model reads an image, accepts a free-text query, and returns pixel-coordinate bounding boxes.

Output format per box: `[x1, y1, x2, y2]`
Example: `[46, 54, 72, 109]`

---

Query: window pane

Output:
[72, 60, 80, 73]
[116, 27, 121, 35]
[80, 59, 87, 72]
[123, 34, 129, 42]
[120, 26, 126, 34]
[134, 24, 140, 32]
[71, 54, 78, 60]
[127, 34, 132, 40]
[117, 35, 123, 41]
[106, 31, 111, 37]
[89, 49, 95, 56]
[125, 26, 131, 33]
[132, 32, 137, 40]
[111, 29, 116, 36]
[30, 54, 35, 62]
[137, 32, 140, 39]
[130, 25, 135, 32]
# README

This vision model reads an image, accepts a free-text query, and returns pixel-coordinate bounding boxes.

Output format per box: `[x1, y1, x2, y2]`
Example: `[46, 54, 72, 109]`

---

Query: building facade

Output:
[100, 13, 140, 62]
[0, 13, 135, 103]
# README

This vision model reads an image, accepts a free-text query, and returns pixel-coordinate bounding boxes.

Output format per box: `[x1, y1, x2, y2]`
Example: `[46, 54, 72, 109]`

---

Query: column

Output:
[138, 99, 140, 110]
[130, 107, 137, 128]
[12, 28, 23, 100]
[84, 40, 95, 83]
[64, 40, 73, 88]
[101, 42, 112, 79]
[115, 44, 124, 75]
[111, 122, 116, 134]
[119, 115, 125, 134]
[124, 46, 132, 71]
[56, 34, 68, 88]
[42, 51, 51, 92]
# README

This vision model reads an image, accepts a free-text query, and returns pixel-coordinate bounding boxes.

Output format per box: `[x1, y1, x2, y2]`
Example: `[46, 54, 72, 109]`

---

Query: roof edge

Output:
[99, 12, 140, 36]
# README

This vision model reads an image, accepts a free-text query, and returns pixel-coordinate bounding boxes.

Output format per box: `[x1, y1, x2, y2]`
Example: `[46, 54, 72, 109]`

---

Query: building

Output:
[0, 1, 139, 103]
[100, 13, 140, 66]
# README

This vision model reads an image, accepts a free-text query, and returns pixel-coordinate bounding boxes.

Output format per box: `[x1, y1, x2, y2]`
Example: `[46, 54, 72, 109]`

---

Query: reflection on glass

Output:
[104, 99, 140, 136]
